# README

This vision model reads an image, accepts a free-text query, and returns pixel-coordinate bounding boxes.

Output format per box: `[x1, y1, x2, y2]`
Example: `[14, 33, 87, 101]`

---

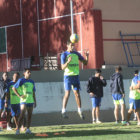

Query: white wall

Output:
[34, 79, 132, 114]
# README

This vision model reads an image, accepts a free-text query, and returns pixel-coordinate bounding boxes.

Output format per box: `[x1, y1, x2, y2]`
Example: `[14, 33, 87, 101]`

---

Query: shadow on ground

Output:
[0, 128, 139, 139]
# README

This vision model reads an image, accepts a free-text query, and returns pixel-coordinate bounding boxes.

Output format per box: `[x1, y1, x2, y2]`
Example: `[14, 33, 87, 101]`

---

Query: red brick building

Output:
[0, 0, 104, 72]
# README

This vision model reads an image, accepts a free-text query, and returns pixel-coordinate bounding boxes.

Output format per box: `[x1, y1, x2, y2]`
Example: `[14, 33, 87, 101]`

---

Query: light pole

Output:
[70, 0, 74, 34]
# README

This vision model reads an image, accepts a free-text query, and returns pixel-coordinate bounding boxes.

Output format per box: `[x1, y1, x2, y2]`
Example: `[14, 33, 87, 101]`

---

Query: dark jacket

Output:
[87, 76, 107, 98]
[110, 72, 124, 94]
[0, 78, 11, 99]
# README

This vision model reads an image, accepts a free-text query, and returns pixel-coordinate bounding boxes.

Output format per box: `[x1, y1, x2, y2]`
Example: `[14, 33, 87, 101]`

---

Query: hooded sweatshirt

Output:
[0, 78, 11, 99]
[87, 76, 107, 97]
[110, 72, 124, 94]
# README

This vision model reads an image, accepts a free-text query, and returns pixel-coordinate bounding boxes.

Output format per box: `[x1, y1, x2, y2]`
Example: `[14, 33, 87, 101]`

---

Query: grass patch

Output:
[0, 122, 140, 140]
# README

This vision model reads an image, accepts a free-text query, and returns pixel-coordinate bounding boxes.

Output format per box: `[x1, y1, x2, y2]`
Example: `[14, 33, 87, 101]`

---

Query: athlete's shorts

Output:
[129, 98, 140, 110]
[91, 97, 101, 108]
[64, 75, 80, 91]
[0, 98, 5, 110]
[20, 102, 34, 107]
[5, 99, 11, 112]
[11, 104, 20, 117]
[0, 98, 11, 111]
[112, 93, 125, 105]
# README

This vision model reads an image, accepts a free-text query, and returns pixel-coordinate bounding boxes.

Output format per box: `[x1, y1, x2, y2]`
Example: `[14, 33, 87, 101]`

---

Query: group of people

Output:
[60, 39, 140, 126]
[0, 69, 36, 135]
[0, 37, 140, 135]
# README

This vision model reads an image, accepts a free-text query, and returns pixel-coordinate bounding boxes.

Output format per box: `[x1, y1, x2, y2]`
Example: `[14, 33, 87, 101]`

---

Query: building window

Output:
[0, 28, 6, 53]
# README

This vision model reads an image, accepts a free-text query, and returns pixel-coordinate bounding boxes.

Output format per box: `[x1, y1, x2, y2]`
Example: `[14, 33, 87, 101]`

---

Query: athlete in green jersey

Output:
[61, 40, 89, 119]
[13, 69, 36, 135]
[127, 70, 140, 125]
[6, 72, 20, 130]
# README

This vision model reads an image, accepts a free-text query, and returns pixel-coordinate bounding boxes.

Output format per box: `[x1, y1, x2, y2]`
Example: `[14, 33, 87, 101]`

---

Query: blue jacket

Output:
[110, 72, 124, 94]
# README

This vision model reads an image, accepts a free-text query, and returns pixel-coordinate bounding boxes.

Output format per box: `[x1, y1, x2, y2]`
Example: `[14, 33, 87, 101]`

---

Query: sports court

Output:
[0, 0, 140, 139]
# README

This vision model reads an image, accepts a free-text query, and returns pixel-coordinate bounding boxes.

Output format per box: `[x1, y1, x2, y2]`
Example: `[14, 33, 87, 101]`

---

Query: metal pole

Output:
[20, 0, 24, 58]
[70, 0, 74, 34]
[37, 0, 41, 57]
[5, 27, 8, 71]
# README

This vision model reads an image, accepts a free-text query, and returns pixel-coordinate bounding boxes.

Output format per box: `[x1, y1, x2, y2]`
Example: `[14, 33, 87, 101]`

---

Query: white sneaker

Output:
[15, 129, 20, 135]
[7, 126, 12, 131]
[25, 129, 32, 134]
[115, 121, 119, 124]
[78, 112, 85, 120]
[133, 117, 137, 121]
[96, 120, 102, 124]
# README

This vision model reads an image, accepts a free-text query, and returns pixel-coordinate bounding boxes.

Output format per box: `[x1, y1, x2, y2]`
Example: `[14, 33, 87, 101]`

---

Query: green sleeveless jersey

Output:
[61, 51, 84, 76]
[8, 81, 20, 104]
[13, 78, 36, 103]
[129, 81, 140, 100]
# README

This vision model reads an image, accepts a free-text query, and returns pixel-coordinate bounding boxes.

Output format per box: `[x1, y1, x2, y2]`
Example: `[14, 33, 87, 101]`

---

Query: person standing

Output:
[126, 70, 140, 125]
[6, 72, 22, 130]
[0, 72, 11, 130]
[110, 66, 126, 124]
[128, 70, 140, 125]
[87, 69, 107, 124]
[13, 69, 36, 134]
[61, 40, 89, 119]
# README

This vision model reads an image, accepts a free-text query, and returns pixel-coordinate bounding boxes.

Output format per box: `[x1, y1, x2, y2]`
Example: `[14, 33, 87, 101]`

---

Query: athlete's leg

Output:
[135, 112, 140, 123]
[62, 90, 70, 112]
[73, 90, 84, 119]
[14, 116, 18, 129]
[96, 106, 100, 121]
[96, 106, 102, 123]
[121, 103, 125, 121]
[17, 104, 26, 129]
[114, 104, 119, 121]
[133, 112, 137, 121]
[127, 109, 133, 122]
[135, 109, 140, 123]
[73, 90, 81, 108]
[6, 110, 11, 129]
[92, 107, 96, 122]
[26, 106, 33, 129]
[62, 76, 71, 113]
[61, 90, 70, 118]
[21, 115, 26, 131]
